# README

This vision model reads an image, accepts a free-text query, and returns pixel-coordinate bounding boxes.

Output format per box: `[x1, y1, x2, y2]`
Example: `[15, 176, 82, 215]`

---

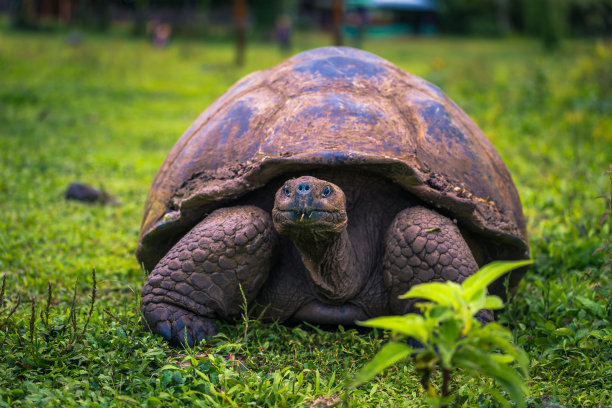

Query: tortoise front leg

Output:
[382, 206, 490, 320]
[141, 206, 277, 347]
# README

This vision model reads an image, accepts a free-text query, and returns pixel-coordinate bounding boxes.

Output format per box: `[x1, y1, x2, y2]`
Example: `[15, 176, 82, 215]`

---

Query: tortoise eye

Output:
[322, 186, 332, 197]
[283, 185, 291, 196]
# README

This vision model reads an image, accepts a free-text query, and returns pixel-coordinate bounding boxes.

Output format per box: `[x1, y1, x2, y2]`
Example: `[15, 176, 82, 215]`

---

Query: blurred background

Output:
[1, 0, 611, 59]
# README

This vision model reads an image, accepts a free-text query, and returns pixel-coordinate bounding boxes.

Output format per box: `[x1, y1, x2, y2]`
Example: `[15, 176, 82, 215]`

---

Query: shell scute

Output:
[259, 91, 414, 160]
[291, 55, 390, 81]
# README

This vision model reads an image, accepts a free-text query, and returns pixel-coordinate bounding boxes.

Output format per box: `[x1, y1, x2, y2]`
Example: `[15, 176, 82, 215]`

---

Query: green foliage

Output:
[354, 261, 532, 408]
[437, 0, 507, 36]
[0, 28, 610, 406]
[593, 164, 612, 268]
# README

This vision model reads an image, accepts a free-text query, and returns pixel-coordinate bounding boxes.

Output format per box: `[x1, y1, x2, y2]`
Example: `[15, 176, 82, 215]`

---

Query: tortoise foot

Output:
[475, 309, 494, 324]
[382, 206, 479, 314]
[141, 205, 278, 346]
[143, 302, 218, 347]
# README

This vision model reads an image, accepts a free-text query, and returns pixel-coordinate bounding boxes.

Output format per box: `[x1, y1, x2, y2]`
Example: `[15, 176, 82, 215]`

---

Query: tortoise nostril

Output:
[296, 183, 312, 195]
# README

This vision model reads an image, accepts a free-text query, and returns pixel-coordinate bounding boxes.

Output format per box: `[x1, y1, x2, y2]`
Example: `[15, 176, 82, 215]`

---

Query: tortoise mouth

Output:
[272, 207, 347, 234]
[278, 209, 333, 222]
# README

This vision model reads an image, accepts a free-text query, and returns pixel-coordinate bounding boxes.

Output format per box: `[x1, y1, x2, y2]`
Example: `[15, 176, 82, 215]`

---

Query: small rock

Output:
[65, 182, 120, 205]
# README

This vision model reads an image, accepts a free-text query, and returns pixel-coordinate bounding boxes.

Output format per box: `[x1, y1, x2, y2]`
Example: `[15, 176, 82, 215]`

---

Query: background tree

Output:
[9, 0, 36, 29]
[332, 0, 344, 46]
[523, 0, 568, 50]
[234, 0, 247, 66]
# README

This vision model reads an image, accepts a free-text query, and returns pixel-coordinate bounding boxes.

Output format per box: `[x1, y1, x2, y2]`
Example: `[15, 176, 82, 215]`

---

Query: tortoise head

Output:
[272, 176, 347, 237]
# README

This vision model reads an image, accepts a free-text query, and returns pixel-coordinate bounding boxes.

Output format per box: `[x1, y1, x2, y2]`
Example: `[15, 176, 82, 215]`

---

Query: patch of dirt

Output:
[309, 394, 342, 408]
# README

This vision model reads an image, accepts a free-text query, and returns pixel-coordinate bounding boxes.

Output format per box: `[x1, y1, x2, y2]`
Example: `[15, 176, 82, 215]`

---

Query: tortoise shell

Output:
[136, 47, 528, 283]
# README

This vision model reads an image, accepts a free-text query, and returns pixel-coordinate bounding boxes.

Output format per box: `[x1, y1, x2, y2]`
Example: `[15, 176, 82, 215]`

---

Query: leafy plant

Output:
[353, 260, 533, 408]
[0, 268, 98, 369]
[593, 164, 612, 270]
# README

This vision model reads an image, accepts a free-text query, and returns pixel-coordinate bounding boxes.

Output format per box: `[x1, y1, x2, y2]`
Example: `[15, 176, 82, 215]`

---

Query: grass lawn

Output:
[0, 25, 610, 407]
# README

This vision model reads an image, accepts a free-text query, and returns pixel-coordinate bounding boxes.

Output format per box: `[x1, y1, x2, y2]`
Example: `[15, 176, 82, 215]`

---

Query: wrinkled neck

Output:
[291, 227, 364, 304]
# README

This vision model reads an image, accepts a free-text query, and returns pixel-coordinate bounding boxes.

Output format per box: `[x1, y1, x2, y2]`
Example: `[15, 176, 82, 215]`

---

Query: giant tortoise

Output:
[138, 47, 529, 346]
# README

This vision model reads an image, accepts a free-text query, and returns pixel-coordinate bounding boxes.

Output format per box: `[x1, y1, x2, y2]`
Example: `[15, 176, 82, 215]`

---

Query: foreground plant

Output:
[353, 260, 532, 408]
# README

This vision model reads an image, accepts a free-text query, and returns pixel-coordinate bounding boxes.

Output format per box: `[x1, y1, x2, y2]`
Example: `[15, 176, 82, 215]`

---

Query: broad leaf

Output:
[462, 260, 532, 302]
[439, 318, 462, 344]
[490, 353, 515, 364]
[399, 281, 463, 309]
[574, 295, 606, 318]
[438, 318, 463, 368]
[552, 327, 573, 336]
[483, 295, 504, 310]
[358, 315, 428, 343]
[352, 342, 413, 385]
[466, 287, 487, 310]
[454, 345, 527, 408]
[473, 324, 529, 374]
[482, 387, 512, 408]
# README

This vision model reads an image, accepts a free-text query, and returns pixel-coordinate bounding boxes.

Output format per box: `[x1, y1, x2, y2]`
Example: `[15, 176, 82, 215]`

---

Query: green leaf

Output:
[352, 342, 413, 386]
[399, 281, 463, 309]
[544, 320, 556, 331]
[574, 295, 606, 318]
[552, 327, 573, 337]
[490, 353, 515, 364]
[482, 387, 512, 408]
[159, 364, 180, 371]
[483, 295, 504, 310]
[438, 319, 463, 368]
[453, 346, 527, 408]
[358, 314, 429, 343]
[439, 318, 462, 344]
[428, 305, 455, 321]
[194, 368, 211, 382]
[115, 395, 138, 406]
[146, 397, 163, 406]
[462, 260, 532, 302]
[474, 324, 529, 375]
[467, 288, 487, 310]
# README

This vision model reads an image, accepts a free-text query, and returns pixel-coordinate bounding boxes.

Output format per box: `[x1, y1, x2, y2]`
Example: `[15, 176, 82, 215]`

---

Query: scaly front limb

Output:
[141, 206, 277, 346]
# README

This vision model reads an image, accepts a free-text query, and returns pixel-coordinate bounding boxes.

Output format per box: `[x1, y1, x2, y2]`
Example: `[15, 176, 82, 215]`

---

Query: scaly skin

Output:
[141, 206, 277, 346]
[382, 206, 481, 315]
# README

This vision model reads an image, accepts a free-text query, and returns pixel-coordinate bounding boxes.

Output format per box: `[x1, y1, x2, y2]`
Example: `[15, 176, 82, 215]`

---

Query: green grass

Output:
[0, 26, 610, 407]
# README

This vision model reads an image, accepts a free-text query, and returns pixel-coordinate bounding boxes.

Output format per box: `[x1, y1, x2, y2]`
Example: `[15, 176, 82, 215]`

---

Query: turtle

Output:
[138, 46, 529, 347]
